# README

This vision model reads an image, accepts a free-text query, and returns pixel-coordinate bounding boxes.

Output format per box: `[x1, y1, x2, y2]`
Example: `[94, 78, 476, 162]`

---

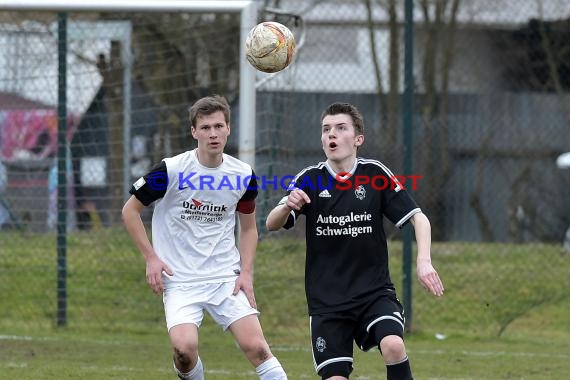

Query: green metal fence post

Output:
[402, 0, 414, 331]
[57, 12, 68, 327]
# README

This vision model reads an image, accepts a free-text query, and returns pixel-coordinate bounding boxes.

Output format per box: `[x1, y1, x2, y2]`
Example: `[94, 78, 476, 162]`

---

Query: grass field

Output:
[1, 229, 569, 379]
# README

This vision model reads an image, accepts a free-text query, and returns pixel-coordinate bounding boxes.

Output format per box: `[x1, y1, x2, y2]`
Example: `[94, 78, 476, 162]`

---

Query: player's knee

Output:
[170, 329, 199, 356]
[239, 338, 272, 362]
[379, 335, 407, 362]
[319, 360, 352, 379]
[173, 344, 198, 368]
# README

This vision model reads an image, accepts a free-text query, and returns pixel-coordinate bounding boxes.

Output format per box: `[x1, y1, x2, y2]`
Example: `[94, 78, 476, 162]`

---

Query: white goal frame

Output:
[0, 0, 259, 171]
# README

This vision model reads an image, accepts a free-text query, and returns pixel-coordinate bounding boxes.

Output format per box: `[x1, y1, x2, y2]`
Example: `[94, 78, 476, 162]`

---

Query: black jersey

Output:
[283, 158, 420, 314]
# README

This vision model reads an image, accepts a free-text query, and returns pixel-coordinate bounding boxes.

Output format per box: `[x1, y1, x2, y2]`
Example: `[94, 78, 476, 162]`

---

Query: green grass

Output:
[1, 229, 570, 379]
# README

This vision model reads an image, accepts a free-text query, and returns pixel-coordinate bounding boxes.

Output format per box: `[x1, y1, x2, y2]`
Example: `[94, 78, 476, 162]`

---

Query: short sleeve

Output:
[240, 169, 258, 201]
[129, 161, 168, 206]
[383, 189, 421, 228]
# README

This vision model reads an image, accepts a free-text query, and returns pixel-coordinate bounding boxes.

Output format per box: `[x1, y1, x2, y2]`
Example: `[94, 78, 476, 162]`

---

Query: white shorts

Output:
[163, 281, 259, 331]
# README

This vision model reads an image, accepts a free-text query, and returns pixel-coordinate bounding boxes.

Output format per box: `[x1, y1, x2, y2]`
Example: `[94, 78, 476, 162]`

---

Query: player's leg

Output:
[380, 335, 412, 380]
[207, 282, 287, 379]
[355, 293, 412, 380]
[164, 287, 205, 380]
[169, 324, 203, 380]
[310, 314, 355, 380]
[229, 315, 287, 379]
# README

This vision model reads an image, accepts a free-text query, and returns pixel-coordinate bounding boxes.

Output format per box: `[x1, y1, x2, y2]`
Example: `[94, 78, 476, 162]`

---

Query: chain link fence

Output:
[1, 0, 569, 335]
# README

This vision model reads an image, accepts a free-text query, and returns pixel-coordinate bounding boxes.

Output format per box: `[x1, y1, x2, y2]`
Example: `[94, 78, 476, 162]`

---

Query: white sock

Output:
[255, 357, 287, 380]
[173, 357, 204, 380]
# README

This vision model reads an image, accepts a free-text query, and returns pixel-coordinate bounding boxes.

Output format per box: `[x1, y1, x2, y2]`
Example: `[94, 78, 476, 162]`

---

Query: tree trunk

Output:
[103, 41, 125, 226]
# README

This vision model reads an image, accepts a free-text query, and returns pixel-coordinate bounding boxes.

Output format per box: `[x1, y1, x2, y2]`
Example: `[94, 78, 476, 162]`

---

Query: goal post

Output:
[0, 0, 258, 328]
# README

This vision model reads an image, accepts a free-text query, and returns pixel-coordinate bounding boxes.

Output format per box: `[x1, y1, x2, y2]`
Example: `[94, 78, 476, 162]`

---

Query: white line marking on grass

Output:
[206, 369, 254, 376]
[76, 366, 279, 377]
[3, 336, 568, 360]
[272, 345, 311, 352]
[0, 335, 34, 340]
[3, 362, 28, 368]
[273, 344, 570, 359]
[79, 365, 172, 373]
[0, 334, 123, 345]
[204, 369, 314, 378]
[409, 348, 570, 359]
[0, 335, 60, 342]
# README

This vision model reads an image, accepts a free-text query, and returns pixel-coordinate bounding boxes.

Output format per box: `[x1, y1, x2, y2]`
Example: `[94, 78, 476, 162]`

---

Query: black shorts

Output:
[310, 293, 405, 378]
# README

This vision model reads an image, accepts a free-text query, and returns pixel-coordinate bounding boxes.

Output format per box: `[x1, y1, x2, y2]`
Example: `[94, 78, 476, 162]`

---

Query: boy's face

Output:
[321, 113, 363, 161]
[191, 111, 230, 155]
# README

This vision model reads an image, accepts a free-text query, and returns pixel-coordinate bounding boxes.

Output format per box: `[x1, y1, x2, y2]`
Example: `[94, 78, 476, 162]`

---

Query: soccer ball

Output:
[245, 21, 296, 73]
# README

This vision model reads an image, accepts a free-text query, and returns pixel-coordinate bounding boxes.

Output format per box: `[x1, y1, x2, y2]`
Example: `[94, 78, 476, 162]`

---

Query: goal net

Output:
[0, 1, 266, 232]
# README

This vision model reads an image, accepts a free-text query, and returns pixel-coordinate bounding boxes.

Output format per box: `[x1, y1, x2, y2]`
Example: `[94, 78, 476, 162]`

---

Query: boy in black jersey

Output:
[266, 102, 444, 380]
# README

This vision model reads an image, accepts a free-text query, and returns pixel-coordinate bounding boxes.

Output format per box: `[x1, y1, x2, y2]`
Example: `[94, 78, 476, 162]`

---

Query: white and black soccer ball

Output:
[245, 21, 296, 73]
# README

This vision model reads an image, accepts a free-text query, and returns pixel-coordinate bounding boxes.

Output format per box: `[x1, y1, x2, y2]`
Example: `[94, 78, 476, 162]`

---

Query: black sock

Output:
[386, 357, 413, 380]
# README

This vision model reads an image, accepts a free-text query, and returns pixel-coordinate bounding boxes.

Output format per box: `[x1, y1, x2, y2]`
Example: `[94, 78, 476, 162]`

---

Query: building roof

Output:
[282, 0, 570, 27]
[0, 92, 53, 110]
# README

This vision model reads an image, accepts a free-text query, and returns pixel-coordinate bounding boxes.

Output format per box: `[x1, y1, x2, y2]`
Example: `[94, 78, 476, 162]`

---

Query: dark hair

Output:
[320, 102, 364, 135]
[188, 95, 231, 127]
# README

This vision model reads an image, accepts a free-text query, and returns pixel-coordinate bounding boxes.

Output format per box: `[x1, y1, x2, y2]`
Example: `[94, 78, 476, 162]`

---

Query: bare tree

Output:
[364, 0, 386, 98]
[416, 0, 461, 240]
[493, 3, 570, 242]
[78, 12, 242, 226]
[363, 0, 402, 166]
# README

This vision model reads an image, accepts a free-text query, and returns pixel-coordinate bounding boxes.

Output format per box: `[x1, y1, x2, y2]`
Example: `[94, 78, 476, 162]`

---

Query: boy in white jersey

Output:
[266, 102, 444, 380]
[123, 95, 287, 380]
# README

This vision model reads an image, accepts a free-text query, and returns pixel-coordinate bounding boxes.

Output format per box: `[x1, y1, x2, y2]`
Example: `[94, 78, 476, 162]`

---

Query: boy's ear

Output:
[355, 134, 364, 146]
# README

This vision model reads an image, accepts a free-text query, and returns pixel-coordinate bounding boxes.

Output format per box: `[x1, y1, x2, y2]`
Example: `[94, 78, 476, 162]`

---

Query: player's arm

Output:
[122, 196, 173, 295]
[234, 209, 258, 308]
[380, 168, 444, 297]
[123, 161, 172, 295]
[410, 212, 444, 297]
[232, 173, 259, 308]
[122, 195, 154, 259]
[266, 188, 311, 231]
[265, 199, 293, 231]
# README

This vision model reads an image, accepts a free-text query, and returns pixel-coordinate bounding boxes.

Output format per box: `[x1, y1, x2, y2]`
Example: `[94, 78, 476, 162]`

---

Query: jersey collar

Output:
[324, 158, 358, 180]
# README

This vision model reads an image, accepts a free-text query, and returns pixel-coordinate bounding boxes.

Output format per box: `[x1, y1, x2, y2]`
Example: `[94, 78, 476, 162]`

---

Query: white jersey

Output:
[130, 149, 258, 287]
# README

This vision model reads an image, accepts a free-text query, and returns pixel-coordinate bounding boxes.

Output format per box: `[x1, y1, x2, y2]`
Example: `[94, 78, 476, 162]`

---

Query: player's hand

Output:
[285, 188, 311, 211]
[417, 259, 444, 297]
[146, 254, 173, 295]
[233, 271, 256, 309]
